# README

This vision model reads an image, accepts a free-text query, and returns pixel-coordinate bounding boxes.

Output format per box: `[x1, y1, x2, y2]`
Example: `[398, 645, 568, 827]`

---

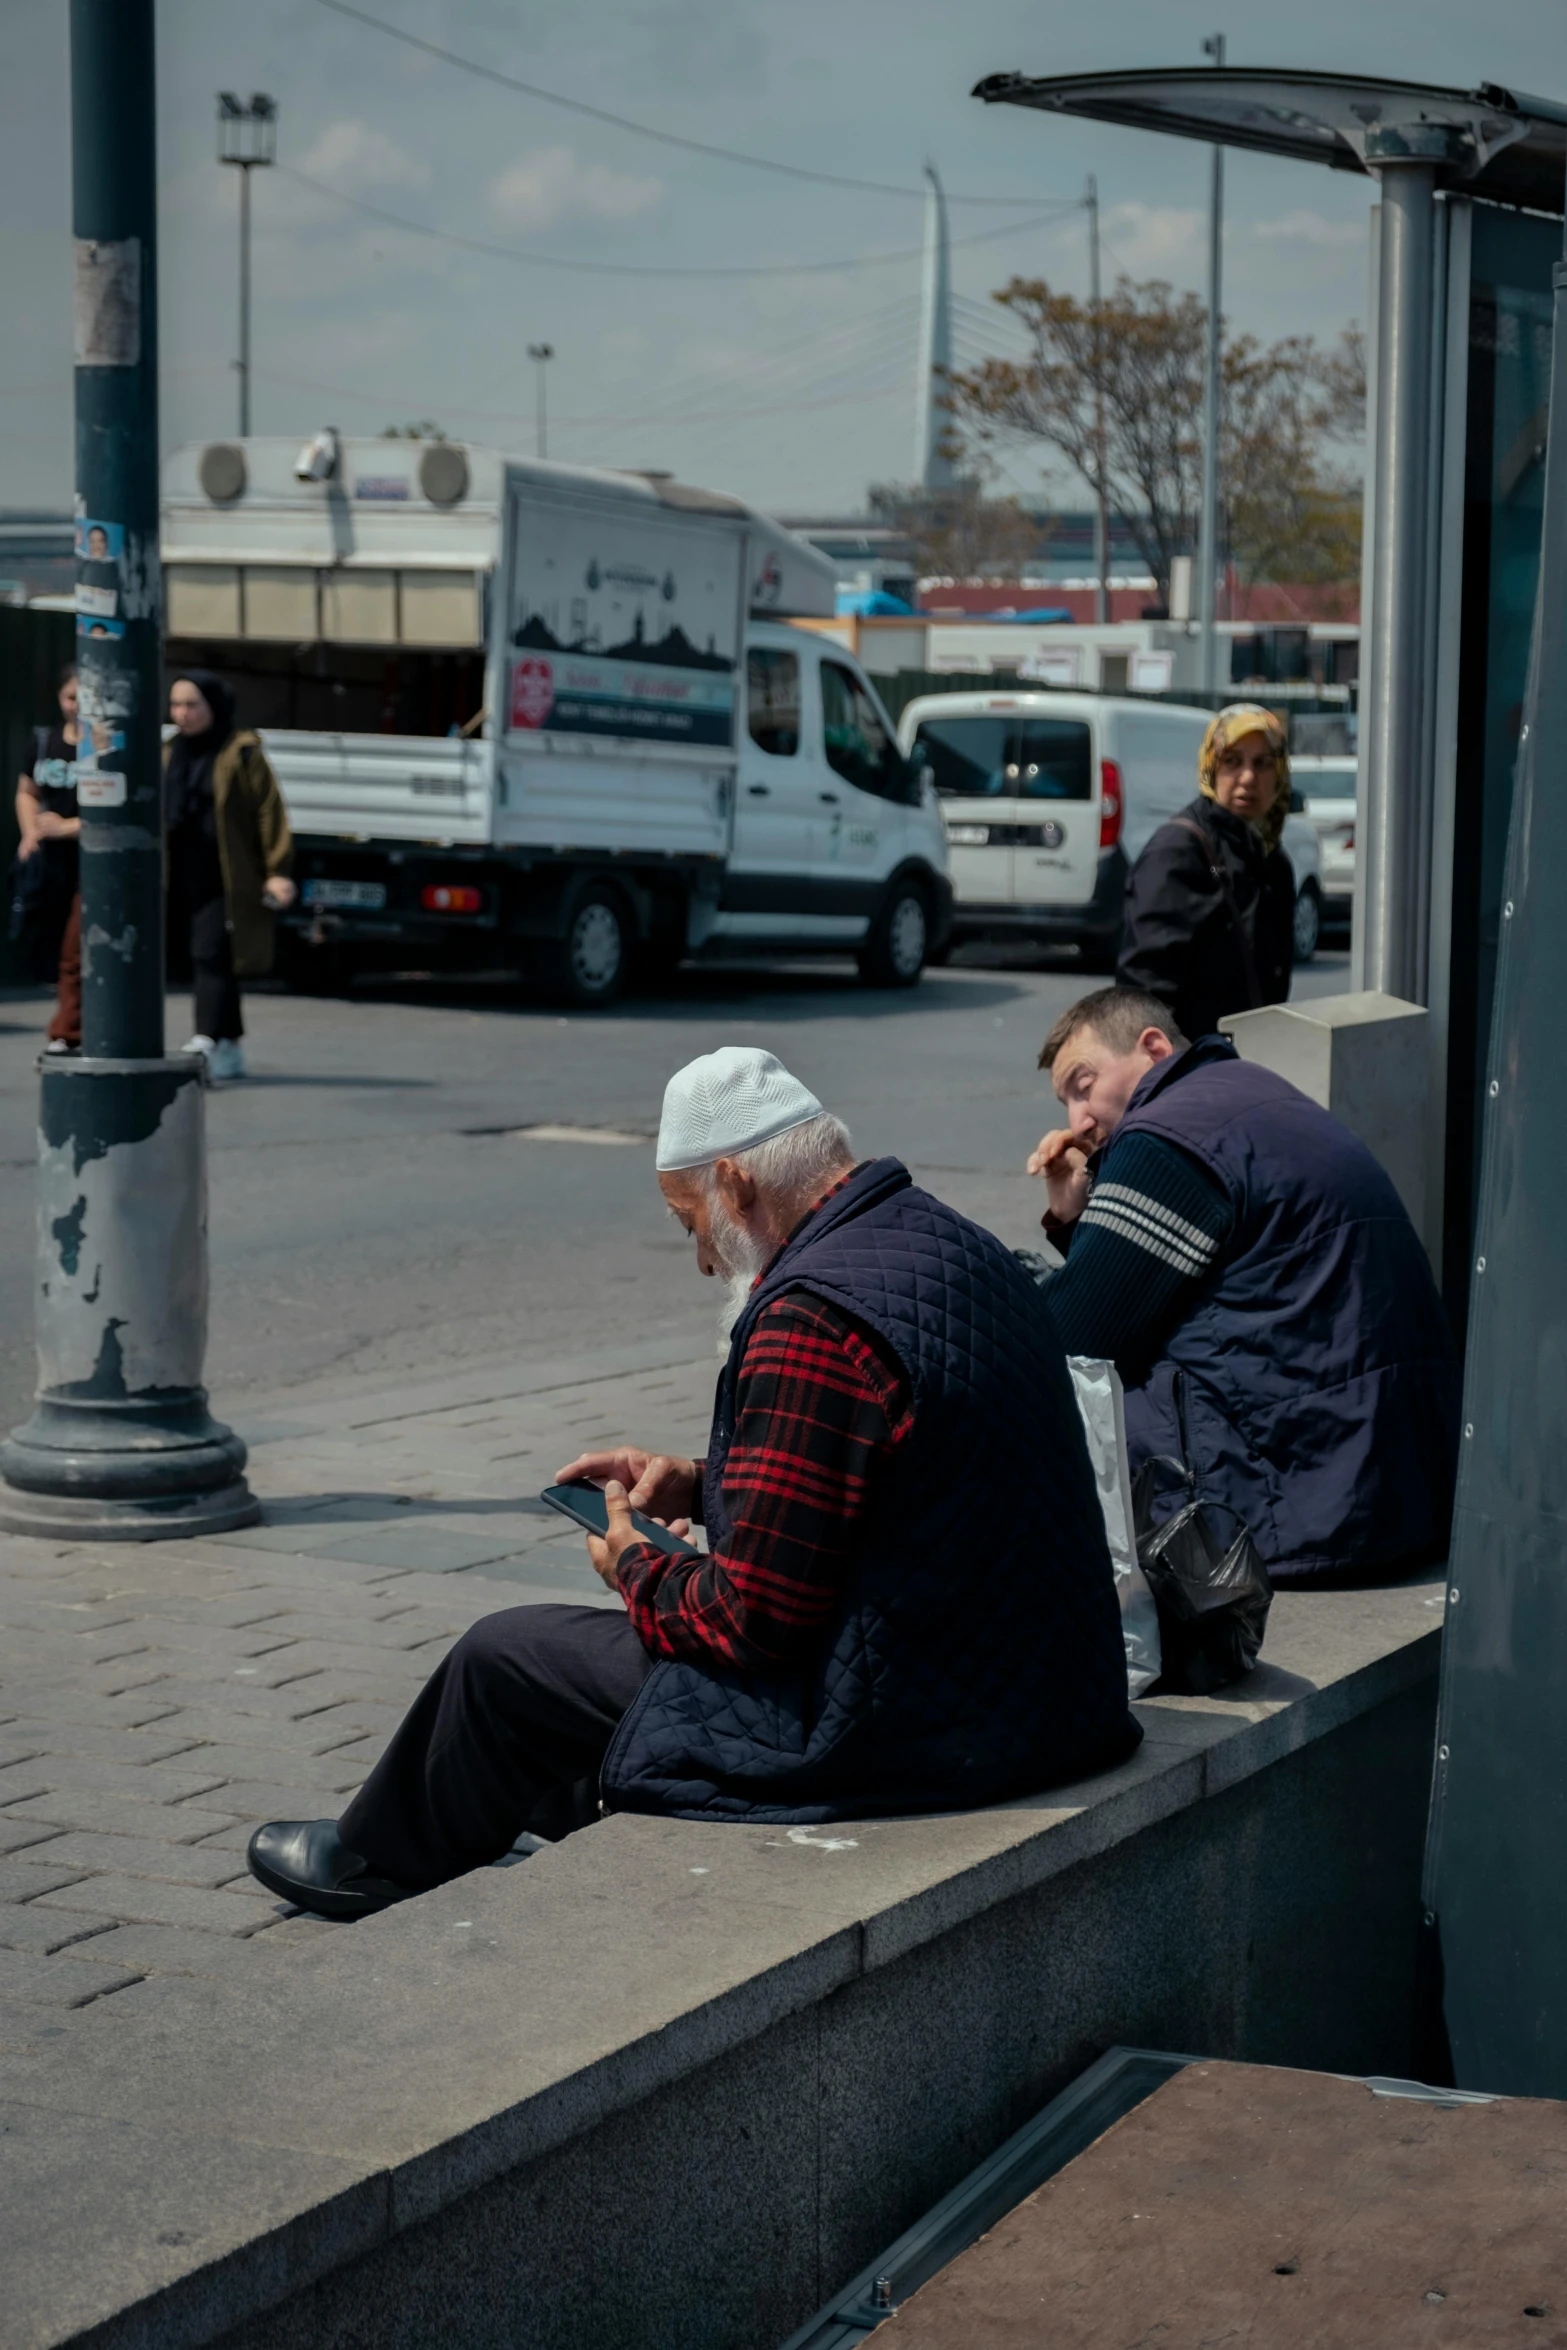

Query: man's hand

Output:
[586, 1481, 647, 1590]
[555, 1447, 698, 1526]
[263, 874, 298, 909]
[1026, 1127, 1093, 1224]
[33, 809, 76, 841]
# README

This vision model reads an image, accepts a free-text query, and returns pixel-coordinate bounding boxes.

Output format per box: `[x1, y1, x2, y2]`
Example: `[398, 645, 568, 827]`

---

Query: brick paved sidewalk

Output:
[0, 1338, 720, 2036]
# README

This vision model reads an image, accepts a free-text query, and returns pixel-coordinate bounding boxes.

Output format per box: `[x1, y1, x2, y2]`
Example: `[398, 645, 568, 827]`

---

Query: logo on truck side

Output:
[510, 658, 555, 730]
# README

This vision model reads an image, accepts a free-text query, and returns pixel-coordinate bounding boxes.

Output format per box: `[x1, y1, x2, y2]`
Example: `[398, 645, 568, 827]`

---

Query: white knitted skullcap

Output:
[656, 1046, 824, 1172]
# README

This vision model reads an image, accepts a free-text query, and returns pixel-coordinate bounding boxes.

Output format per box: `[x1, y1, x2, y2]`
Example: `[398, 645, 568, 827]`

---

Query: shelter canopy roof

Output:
[972, 68, 1567, 216]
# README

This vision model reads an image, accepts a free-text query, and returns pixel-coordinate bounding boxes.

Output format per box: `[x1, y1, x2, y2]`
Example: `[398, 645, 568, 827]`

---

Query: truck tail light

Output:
[1099, 760, 1123, 851]
[421, 884, 482, 914]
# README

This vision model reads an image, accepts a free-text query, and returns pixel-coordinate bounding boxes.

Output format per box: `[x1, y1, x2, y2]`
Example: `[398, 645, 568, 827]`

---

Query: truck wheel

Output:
[539, 886, 629, 1008]
[857, 882, 928, 989]
[1293, 880, 1322, 964]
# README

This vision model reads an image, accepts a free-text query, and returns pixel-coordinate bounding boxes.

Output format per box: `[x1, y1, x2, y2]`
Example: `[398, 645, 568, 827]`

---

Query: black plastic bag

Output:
[1131, 1376, 1272, 1694]
[7, 849, 47, 946]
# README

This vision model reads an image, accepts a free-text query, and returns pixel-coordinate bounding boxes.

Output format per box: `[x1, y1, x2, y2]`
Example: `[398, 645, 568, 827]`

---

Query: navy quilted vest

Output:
[1114, 1038, 1459, 1580]
[601, 1158, 1140, 1822]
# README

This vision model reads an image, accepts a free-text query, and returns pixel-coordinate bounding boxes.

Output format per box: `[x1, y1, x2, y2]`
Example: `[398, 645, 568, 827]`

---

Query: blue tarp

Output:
[834, 590, 916, 617]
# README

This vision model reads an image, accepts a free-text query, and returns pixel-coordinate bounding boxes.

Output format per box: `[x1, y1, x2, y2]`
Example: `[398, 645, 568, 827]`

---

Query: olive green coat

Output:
[164, 731, 292, 978]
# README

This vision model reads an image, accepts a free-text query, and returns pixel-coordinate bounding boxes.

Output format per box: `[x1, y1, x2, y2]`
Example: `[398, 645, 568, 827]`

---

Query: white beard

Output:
[709, 1200, 772, 1353]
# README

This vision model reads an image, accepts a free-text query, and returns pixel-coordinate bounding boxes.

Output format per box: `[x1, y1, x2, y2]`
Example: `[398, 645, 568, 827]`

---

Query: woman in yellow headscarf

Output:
[1117, 702, 1296, 1041]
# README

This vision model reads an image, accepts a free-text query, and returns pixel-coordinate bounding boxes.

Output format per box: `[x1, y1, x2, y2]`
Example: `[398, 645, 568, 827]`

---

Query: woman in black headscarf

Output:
[165, 671, 294, 1081]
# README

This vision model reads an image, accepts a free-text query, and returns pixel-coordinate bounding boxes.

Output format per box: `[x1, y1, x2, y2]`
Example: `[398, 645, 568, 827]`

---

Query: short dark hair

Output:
[1038, 986, 1188, 1072]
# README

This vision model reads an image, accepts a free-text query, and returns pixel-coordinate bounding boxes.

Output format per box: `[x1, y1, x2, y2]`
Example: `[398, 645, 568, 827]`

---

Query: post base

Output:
[6, 1055, 262, 1543]
[0, 1476, 260, 1542]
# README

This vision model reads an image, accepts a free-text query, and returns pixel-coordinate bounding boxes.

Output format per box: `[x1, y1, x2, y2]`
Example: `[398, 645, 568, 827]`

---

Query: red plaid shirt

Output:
[615, 1207, 913, 1673]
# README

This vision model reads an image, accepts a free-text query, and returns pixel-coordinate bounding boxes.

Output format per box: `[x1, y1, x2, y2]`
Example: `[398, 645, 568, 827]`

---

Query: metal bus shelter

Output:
[974, 68, 1566, 1321]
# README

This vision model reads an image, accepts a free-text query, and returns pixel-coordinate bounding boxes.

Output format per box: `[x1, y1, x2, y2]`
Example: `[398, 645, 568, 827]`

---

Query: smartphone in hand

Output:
[539, 1480, 700, 1560]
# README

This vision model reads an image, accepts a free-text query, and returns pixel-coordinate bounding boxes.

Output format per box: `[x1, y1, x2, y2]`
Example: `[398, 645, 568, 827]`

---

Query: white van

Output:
[896, 689, 1323, 965]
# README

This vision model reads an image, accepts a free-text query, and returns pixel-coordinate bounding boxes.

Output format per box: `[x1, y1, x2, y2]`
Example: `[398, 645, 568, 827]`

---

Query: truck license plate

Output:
[302, 879, 387, 911]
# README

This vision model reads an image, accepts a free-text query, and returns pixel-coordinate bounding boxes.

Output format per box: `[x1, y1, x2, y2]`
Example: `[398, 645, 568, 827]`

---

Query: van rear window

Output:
[913, 714, 1091, 801]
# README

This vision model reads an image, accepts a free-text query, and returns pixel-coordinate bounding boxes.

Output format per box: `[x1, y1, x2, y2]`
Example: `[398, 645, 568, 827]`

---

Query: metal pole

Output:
[0, 0, 256, 1539]
[1358, 152, 1441, 1001]
[1197, 31, 1225, 696]
[238, 161, 251, 437]
[528, 341, 553, 461]
[1086, 175, 1109, 625]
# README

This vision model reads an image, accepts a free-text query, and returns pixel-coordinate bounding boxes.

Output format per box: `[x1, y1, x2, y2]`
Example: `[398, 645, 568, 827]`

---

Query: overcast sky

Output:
[2, 0, 1561, 516]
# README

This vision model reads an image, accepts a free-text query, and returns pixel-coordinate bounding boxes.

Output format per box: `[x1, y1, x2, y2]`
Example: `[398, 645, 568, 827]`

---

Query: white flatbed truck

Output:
[161, 436, 952, 1004]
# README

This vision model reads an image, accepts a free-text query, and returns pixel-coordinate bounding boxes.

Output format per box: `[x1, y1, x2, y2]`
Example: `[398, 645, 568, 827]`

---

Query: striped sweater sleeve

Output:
[1041, 1133, 1235, 1376]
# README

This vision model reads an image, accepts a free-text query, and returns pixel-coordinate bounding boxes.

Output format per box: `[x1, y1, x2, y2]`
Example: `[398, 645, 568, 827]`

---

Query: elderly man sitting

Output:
[249, 1047, 1140, 1919]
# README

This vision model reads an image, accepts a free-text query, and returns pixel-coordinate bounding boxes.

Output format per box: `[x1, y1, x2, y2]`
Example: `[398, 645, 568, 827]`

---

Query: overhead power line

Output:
[252, 359, 912, 433]
[279, 164, 1074, 279]
[314, 0, 1077, 209]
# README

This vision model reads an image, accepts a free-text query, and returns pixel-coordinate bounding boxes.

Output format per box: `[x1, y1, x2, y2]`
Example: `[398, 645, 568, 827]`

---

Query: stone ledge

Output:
[1, 1575, 1443, 2350]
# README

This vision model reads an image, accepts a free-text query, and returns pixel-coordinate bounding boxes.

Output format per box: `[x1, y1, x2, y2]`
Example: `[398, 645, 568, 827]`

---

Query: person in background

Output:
[1027, 986, 1460, 1586]
[165, 671, 295, 1081]
[1117, 703, 1295, 1044]
[12, 666, 82, 1051]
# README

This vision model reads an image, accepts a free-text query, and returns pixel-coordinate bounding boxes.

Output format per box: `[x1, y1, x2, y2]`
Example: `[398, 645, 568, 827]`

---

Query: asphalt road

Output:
[0, 945, 1353, 1441]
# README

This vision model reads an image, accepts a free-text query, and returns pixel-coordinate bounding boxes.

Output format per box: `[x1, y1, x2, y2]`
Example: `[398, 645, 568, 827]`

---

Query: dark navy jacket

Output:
[601, 1158, 1140, 1821]
[1113, 1039, 1459, 1580]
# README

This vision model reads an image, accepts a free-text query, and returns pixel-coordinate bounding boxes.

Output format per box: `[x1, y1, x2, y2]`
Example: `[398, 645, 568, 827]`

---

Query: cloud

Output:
[298, 120, 429, 192]
[1254, 209, 1365, 249]
[488, 145, 663, 235]
[1102, 203, 1206, 275]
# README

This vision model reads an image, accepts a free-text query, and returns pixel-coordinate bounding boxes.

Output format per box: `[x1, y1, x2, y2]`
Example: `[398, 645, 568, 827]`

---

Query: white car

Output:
[897, 689, 1324, 966]
[1289, 754, 1356, 927]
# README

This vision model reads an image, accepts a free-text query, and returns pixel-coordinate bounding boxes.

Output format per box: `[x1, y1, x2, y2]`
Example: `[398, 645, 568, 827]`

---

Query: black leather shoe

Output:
[246, 1819, 414, 1921]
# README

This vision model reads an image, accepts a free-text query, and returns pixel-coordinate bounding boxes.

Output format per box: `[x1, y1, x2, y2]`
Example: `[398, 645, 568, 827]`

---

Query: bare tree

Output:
[948, 278, 1207, 600]
[867, 474, 1047, 582]
[1224, 330, 1363, 599]
[948, 281, 1365, 602]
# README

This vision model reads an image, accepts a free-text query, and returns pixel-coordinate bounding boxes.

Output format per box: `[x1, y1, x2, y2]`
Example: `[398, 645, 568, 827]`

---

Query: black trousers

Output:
[167, 885, 242, 1042]
[337, 1604, 652, 1889]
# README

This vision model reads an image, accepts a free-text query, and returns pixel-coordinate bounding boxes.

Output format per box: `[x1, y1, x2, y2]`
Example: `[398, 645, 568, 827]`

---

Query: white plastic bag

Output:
[1067, 1355, 1162, 1698]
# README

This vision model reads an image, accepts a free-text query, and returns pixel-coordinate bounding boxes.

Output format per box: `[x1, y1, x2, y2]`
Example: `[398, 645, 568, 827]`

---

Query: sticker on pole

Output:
[509, 657, 555, 731]
[77, 772, 126, 809]
[74, 240, 141, 368]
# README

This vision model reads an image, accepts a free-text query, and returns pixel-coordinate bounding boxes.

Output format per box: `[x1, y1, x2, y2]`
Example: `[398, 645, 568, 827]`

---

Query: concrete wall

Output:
[9, 1583, 1441, 2350]
[207, 1682, 1433, 2350]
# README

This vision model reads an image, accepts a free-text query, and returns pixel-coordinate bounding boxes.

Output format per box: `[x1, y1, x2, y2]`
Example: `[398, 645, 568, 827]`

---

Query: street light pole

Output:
[1196, 31, 1226, 697]
[527, 342, 553, 460]
[218, 93, 276, 440]
[1085, 175, 1109, 625]
[0, 0, 256, 1539]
